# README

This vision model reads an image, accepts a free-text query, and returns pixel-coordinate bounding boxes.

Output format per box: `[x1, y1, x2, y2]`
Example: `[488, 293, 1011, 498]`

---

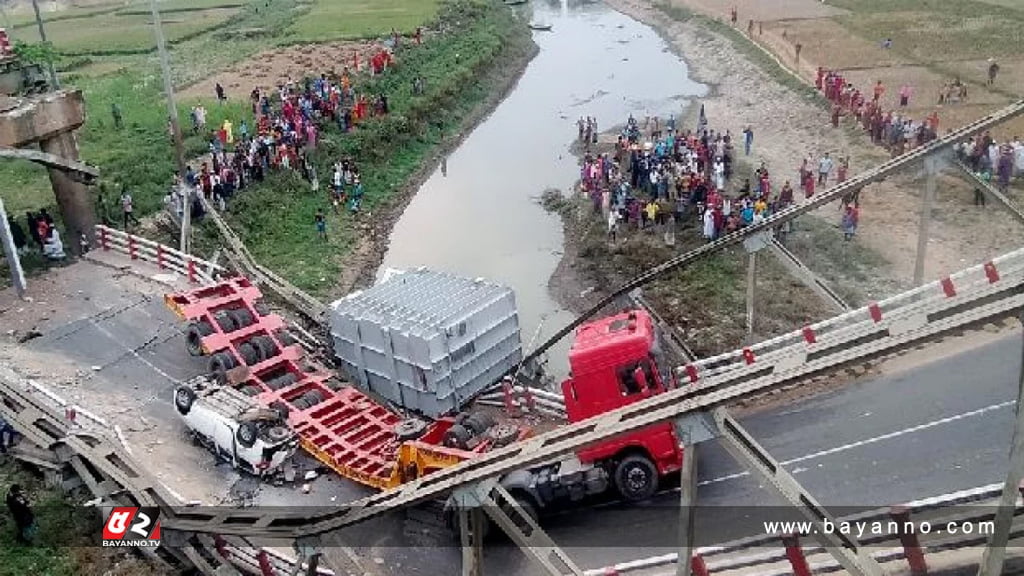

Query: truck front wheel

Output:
[614, 454, 659, 502]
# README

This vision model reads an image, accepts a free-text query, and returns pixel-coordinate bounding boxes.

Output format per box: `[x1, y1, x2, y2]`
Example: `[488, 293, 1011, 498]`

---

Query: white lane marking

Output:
[698, 400, 1015, 487]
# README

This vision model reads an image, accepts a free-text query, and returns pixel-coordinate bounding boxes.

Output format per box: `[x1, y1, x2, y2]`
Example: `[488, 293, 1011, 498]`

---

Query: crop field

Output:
[10, 6, 240, 54]
[287, 0, 441, 41]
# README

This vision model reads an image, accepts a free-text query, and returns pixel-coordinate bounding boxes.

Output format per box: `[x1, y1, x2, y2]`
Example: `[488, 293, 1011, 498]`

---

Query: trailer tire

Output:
[270, 401, 290, 420]
[443, 424, 472, 450]
[240, 384, 261, 397]
[276, 330, 298, 346]
[230, 308, 255, 329]
[209, 352, 237, 385]
[614, 454, 658, 502]
[487, 423, 519, 448]
[237, 342, 260, 366]
[174, 387, 196, 416]
[325, 378, 344, 392]
[303, 390, 324, 407]
[463, 412, 497, 436]
[213, 310, 237, 332]
[251, 335, 279, 361]
[254, 300, 271, 316]
[185, 321, 212, 356]
[394, 419, 428, 442]
[236, 422, 257, 448]
[291, 397, 310, 411]
[267, 373, 297, 391]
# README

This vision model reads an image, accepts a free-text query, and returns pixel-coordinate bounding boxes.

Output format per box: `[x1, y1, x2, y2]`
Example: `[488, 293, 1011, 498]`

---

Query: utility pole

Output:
[30, 0, 59, 90]
[148, 0, 190, 253]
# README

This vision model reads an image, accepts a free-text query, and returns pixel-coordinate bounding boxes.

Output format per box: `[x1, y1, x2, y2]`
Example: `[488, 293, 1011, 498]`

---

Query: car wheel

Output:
[174, 386, 196, 416]
[236, 422, 257, 448]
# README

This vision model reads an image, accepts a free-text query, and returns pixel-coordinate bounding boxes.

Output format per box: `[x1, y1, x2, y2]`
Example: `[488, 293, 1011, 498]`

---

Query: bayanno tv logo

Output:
[102, 507, 162, 548]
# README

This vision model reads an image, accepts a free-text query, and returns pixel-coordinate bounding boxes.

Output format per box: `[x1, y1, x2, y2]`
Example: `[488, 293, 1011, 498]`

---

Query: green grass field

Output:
[287, 0, 441, 41]
[829, 0, 1024, 63]
[11, 7, 240, 54]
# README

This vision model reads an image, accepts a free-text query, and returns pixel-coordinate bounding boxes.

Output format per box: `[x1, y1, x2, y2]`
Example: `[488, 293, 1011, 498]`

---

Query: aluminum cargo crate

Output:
[329, 268, 523, 417]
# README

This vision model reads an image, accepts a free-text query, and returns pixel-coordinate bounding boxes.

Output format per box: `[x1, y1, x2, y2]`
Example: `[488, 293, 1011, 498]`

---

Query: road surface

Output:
[381, 330, 1020, 575]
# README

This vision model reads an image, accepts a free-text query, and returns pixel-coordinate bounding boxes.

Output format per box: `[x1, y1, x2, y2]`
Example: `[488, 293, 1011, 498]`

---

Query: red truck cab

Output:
[561, 309, 681, 501]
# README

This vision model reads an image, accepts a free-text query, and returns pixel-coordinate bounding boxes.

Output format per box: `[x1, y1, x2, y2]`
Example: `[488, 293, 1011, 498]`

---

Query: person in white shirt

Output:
[43, 228, 65, 260]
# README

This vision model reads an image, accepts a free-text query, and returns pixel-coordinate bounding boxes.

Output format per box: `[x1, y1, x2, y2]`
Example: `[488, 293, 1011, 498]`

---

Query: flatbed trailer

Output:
[165, 279, 529, 490]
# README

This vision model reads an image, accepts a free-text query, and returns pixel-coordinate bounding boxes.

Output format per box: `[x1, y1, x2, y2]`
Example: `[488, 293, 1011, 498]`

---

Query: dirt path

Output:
[606, 0, 1024, 291]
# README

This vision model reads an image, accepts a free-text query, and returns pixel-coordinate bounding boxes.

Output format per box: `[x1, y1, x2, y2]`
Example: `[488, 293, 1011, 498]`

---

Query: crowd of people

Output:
[166, 46, 398, 234]
[577, 112, 860, 246]
[6, 209, 66, 261]
[816, 68, 941, 156]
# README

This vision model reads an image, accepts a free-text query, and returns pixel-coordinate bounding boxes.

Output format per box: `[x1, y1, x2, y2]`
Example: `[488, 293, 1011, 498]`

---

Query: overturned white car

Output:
[173, 376, 297, 477]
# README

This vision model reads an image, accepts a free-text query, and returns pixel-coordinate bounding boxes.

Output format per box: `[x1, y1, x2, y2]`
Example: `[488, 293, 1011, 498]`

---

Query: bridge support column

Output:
[39, 131, 95, 254]
[452, 480, 583, 576]
[674, 412, 715, 576]
[913, 155, 943, 286]
[977, 311, 1024, 576]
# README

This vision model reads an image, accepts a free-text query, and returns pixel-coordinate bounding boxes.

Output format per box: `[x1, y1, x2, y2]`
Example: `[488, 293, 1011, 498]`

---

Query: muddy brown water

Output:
[380, 0, 706, 378]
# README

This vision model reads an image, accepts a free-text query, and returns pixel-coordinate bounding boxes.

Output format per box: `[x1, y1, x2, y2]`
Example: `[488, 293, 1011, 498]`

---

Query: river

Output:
[380, 0, 706, 377]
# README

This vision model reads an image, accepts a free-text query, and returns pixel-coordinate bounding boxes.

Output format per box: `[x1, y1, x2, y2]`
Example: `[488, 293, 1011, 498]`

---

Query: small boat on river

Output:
[528, 22, 552, 31]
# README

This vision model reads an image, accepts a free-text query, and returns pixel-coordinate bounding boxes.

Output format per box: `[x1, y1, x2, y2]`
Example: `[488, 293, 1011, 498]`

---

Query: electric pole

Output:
[30, 0, 59, 90]
[148, 0, 190, 253]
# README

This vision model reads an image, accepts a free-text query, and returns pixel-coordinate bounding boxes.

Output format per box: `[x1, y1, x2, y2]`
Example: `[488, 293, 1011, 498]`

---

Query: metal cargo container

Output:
[329, 268, 523, 417]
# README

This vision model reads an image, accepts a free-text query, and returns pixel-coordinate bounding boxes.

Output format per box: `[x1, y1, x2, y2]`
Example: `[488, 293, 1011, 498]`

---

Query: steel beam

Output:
[954, 160, 1024, 226]
[711, 408, 884, 576]
[977, 313, 1024, 576]
[767, 238, 849, 313]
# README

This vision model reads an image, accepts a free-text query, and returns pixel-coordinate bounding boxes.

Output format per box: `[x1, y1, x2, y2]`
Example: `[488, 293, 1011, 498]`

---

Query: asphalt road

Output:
[386, 332, 1021, 576]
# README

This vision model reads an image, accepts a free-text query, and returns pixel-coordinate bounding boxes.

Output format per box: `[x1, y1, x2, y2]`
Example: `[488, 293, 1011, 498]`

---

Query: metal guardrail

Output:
[161, 241, 1024, 539]
[953, 159, 1024, 226]
[584, 483, 1012, 575]
[96, 224, 224, 285]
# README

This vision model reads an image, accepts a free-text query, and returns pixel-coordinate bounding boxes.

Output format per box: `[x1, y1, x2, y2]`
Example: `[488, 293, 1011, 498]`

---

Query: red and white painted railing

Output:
[678, 248, 1024, 386]
[587, 482, 1015, 576]
[94, 224, 224, 285]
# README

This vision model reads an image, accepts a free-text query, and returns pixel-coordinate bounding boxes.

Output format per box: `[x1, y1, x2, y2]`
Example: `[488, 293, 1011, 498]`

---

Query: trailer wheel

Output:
[303, 390, 325, 407]
[463, 412, 497, 436]
[614, 454, 659, 502]
[174, 387, 196, 416]
[237, 342, 260, 366]
[291, 397, 310, 411]
[240, 384, 261, 397]
[487, 423, 519, 448]
[213, 310, 237, 332]
[254, 300, 271, 316]
[394, 419, 428, 442]
[276, 330, 298, 346]
[209, 352, 237, 385]
[265, 425, 291, 443]
[236, 422, 257, 448]
[267, 373, 297, 391]
[229, 308, 255, 329]
[251, 335, 279, 361]
[443, 424, 472, 450]
[270, 401, 290, 420]
[325, 378, 344, 392]
[185, 321, 212, 356]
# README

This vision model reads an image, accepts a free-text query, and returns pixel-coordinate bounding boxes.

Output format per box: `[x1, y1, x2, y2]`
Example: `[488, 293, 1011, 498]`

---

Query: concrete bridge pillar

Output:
[0, 90, 93, 255]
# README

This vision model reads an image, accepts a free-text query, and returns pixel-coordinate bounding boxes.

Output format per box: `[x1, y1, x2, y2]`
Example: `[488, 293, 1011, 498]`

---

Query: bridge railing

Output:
[95, 224, 224, 285]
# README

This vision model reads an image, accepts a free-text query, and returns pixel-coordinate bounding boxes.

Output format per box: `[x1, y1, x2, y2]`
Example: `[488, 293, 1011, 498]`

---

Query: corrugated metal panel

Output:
[329, 269, 522, 417]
